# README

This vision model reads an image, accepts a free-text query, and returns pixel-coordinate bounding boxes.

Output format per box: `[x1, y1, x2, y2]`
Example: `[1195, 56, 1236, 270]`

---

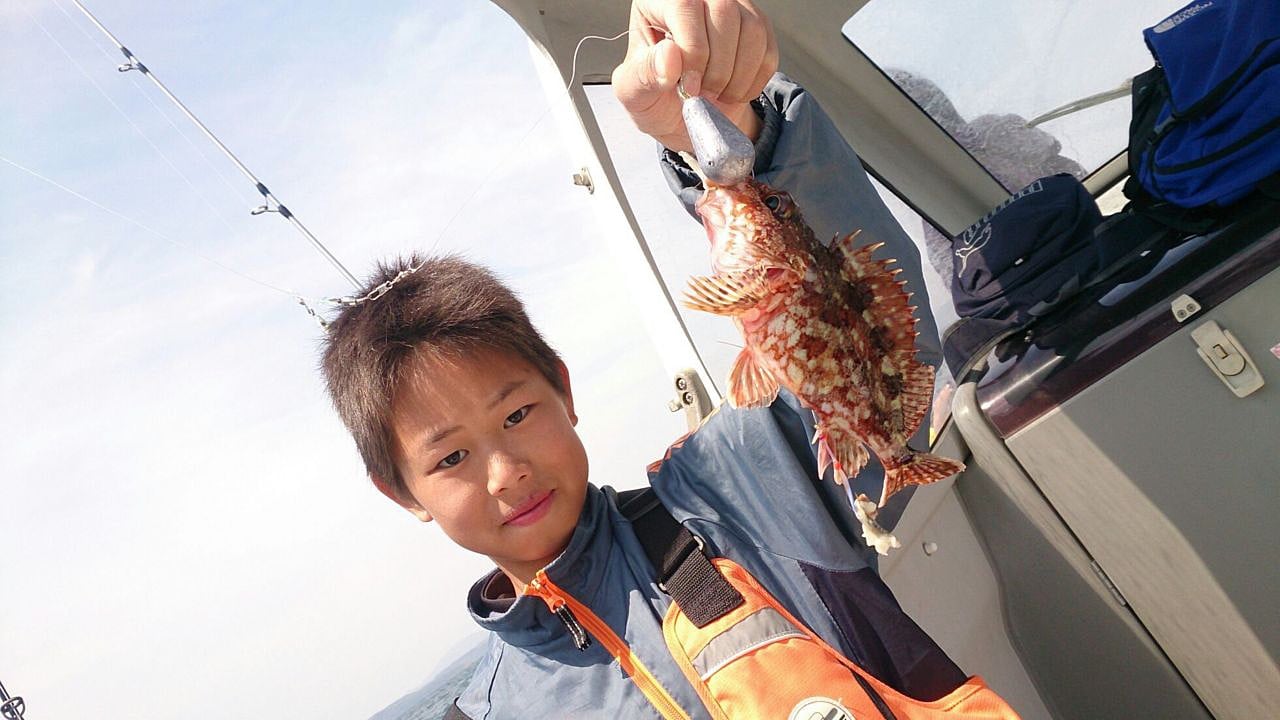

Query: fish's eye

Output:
[763, 192, 794, 218]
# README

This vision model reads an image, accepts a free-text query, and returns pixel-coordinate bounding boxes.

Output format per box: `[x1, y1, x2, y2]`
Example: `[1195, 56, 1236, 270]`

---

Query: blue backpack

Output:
[1130, 0, 1280, 208]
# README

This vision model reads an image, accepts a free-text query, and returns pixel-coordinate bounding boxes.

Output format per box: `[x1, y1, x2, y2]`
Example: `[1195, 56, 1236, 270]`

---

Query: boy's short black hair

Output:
[321, 254, 565, 505]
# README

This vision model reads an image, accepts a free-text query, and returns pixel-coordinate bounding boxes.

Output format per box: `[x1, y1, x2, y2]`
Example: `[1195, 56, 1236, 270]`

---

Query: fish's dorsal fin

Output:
[833, 231, 919, 364]
[726, 348, 780, 408]
[833, 231, 878, 276]
[682, 271, 767, 316]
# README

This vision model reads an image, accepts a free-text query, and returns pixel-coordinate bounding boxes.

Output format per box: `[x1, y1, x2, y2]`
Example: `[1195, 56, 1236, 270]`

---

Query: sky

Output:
[0, 1, 690, 717]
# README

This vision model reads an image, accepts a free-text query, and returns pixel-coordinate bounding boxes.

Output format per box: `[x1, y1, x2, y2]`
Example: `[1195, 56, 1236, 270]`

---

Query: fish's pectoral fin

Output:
[726, 348, 780, 409]
[815, 423, 871, 485]
[815, 429, 835, 481]
[682, 272, 766, 316]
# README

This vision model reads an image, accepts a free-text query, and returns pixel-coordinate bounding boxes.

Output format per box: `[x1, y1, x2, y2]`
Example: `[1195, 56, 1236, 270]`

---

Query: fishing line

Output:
[62, 0, 360, 289]
[565, 26, 671, 90]
[25, 5, 663, 326]
[0, 153, 307, 302]
[4, 106, 557, 327]
[321, 28, 651, 308]
[318, 24, 652, 306]
[564, 24, 725, 401]
[47, 0, 256, 208]
[311, 27, 660, 308]
[25, 3, 258, 258]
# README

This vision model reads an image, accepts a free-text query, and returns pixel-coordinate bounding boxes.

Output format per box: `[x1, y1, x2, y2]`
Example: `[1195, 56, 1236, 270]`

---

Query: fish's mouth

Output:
[696, 186, 773, 275]
[695, 189, 731, 256]
[694, 189, 728, 231]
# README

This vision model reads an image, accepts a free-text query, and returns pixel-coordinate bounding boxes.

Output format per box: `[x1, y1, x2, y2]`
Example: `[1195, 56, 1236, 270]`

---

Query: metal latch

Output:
[1190, 320, 1264, 398]
[571, 167, 593, 194]
[666, 369, 713, 431]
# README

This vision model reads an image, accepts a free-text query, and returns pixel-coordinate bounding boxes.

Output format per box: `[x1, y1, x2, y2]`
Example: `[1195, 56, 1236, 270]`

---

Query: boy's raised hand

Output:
[612, 0, 778, 153]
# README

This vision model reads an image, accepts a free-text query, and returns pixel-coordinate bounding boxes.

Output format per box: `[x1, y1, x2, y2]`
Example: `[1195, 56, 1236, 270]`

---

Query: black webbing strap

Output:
[617, 488, 743, 628]
[851, 671, 900, 720]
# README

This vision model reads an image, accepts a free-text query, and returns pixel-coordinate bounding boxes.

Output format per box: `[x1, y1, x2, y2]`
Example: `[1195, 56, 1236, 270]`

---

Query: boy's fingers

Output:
[614, 38, 681, 112]
[699, 0, 741, 100]
[616, 1, 777, 150]
[641, 0, 710, 97]
[655, 37, 684, 93]
[744, 23, 778, 100]
[718, 7, 769, 103]
[614, 39, 692, 150]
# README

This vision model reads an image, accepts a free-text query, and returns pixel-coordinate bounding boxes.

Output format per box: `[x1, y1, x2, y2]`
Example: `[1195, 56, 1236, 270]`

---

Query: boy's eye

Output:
[436, 449, 467, 470]
[504, 405, 532, 428]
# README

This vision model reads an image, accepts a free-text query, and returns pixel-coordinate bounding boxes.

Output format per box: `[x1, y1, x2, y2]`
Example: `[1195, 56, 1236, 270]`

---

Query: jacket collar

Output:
[466, 484, 614, 649]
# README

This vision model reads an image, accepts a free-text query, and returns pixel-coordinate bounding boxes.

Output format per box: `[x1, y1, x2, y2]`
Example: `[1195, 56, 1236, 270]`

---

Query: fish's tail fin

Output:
[880, 452, 965, 505]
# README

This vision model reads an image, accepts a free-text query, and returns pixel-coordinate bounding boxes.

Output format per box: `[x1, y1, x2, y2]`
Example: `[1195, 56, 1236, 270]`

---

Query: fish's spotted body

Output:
[685, 180, 964, 514]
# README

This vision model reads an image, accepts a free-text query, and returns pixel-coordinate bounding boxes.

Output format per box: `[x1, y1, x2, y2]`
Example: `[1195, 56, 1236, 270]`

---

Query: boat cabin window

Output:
[864, 174, 957, 430]
[843, 0, 1188, 190]
[585, 84, 742, 401]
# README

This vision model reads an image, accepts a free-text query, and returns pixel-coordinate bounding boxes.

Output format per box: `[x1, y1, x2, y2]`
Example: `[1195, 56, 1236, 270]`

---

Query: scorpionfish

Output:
[685, 179, 964, 508]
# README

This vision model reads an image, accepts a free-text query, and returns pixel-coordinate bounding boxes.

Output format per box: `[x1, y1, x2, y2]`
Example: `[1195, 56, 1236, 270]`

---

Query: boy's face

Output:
[383, 348, 589, 591]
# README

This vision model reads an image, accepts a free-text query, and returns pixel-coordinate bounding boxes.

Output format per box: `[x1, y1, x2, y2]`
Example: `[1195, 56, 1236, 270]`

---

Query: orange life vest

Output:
[526, 491, 1021, 720]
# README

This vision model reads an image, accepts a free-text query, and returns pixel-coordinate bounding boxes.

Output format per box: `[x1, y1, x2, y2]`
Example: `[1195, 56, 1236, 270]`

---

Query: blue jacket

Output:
[456, 74, 956, 720]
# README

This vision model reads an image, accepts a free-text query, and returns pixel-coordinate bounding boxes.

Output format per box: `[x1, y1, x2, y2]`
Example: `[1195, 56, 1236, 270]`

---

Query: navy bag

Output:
[942, 174, 1104, 378]
[1131, 0, 1280, 208]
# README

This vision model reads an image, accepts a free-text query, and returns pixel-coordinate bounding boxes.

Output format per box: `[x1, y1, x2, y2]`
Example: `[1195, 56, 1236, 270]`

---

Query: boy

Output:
[322, 1, 1011, 717]
[323, 255, 968, 719]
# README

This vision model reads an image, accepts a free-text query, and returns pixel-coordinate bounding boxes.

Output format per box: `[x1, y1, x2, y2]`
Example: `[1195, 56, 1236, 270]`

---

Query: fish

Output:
[683, 179, 965, 515]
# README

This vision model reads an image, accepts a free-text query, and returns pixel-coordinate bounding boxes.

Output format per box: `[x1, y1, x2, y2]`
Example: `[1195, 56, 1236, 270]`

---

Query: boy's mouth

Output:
[502, 489, 555, 527]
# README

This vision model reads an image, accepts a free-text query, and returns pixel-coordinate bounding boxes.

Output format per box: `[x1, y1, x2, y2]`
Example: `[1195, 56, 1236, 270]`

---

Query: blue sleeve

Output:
[658, 73, 942, 531]
[649, 390, 878, 570]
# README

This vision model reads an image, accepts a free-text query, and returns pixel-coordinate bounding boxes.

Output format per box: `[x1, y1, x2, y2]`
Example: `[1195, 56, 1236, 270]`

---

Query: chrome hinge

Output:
[1090, 561, 1128, 607]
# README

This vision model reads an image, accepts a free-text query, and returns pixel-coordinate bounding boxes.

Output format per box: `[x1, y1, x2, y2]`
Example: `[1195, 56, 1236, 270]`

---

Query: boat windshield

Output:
[843, 0, 1188, 190]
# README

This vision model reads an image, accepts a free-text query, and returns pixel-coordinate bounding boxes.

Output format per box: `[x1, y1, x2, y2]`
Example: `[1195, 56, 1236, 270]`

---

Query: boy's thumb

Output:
[617, 37, 682, 104]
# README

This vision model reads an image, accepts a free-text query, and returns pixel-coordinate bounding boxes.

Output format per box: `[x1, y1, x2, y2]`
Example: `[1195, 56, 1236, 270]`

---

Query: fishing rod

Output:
[0, 679, 25, 720]
[64, 0, 360, 289]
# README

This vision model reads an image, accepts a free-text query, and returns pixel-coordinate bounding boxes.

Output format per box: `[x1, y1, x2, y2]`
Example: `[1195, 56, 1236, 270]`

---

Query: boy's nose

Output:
[486, 451, 532, 496]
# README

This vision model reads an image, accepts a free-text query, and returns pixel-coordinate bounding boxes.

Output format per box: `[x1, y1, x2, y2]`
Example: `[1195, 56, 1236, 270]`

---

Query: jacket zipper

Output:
[526, 571, 691, 720]
[552, 605, 592, 650]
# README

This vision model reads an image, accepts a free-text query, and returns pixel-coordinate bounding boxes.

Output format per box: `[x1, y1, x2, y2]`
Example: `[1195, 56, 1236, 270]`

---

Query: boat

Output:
[468, 2, 1280, 718]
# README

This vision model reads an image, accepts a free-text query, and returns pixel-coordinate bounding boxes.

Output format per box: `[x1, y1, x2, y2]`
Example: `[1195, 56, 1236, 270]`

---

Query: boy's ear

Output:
[556, 360, 578, 426]
[370, 473, 433, 523]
